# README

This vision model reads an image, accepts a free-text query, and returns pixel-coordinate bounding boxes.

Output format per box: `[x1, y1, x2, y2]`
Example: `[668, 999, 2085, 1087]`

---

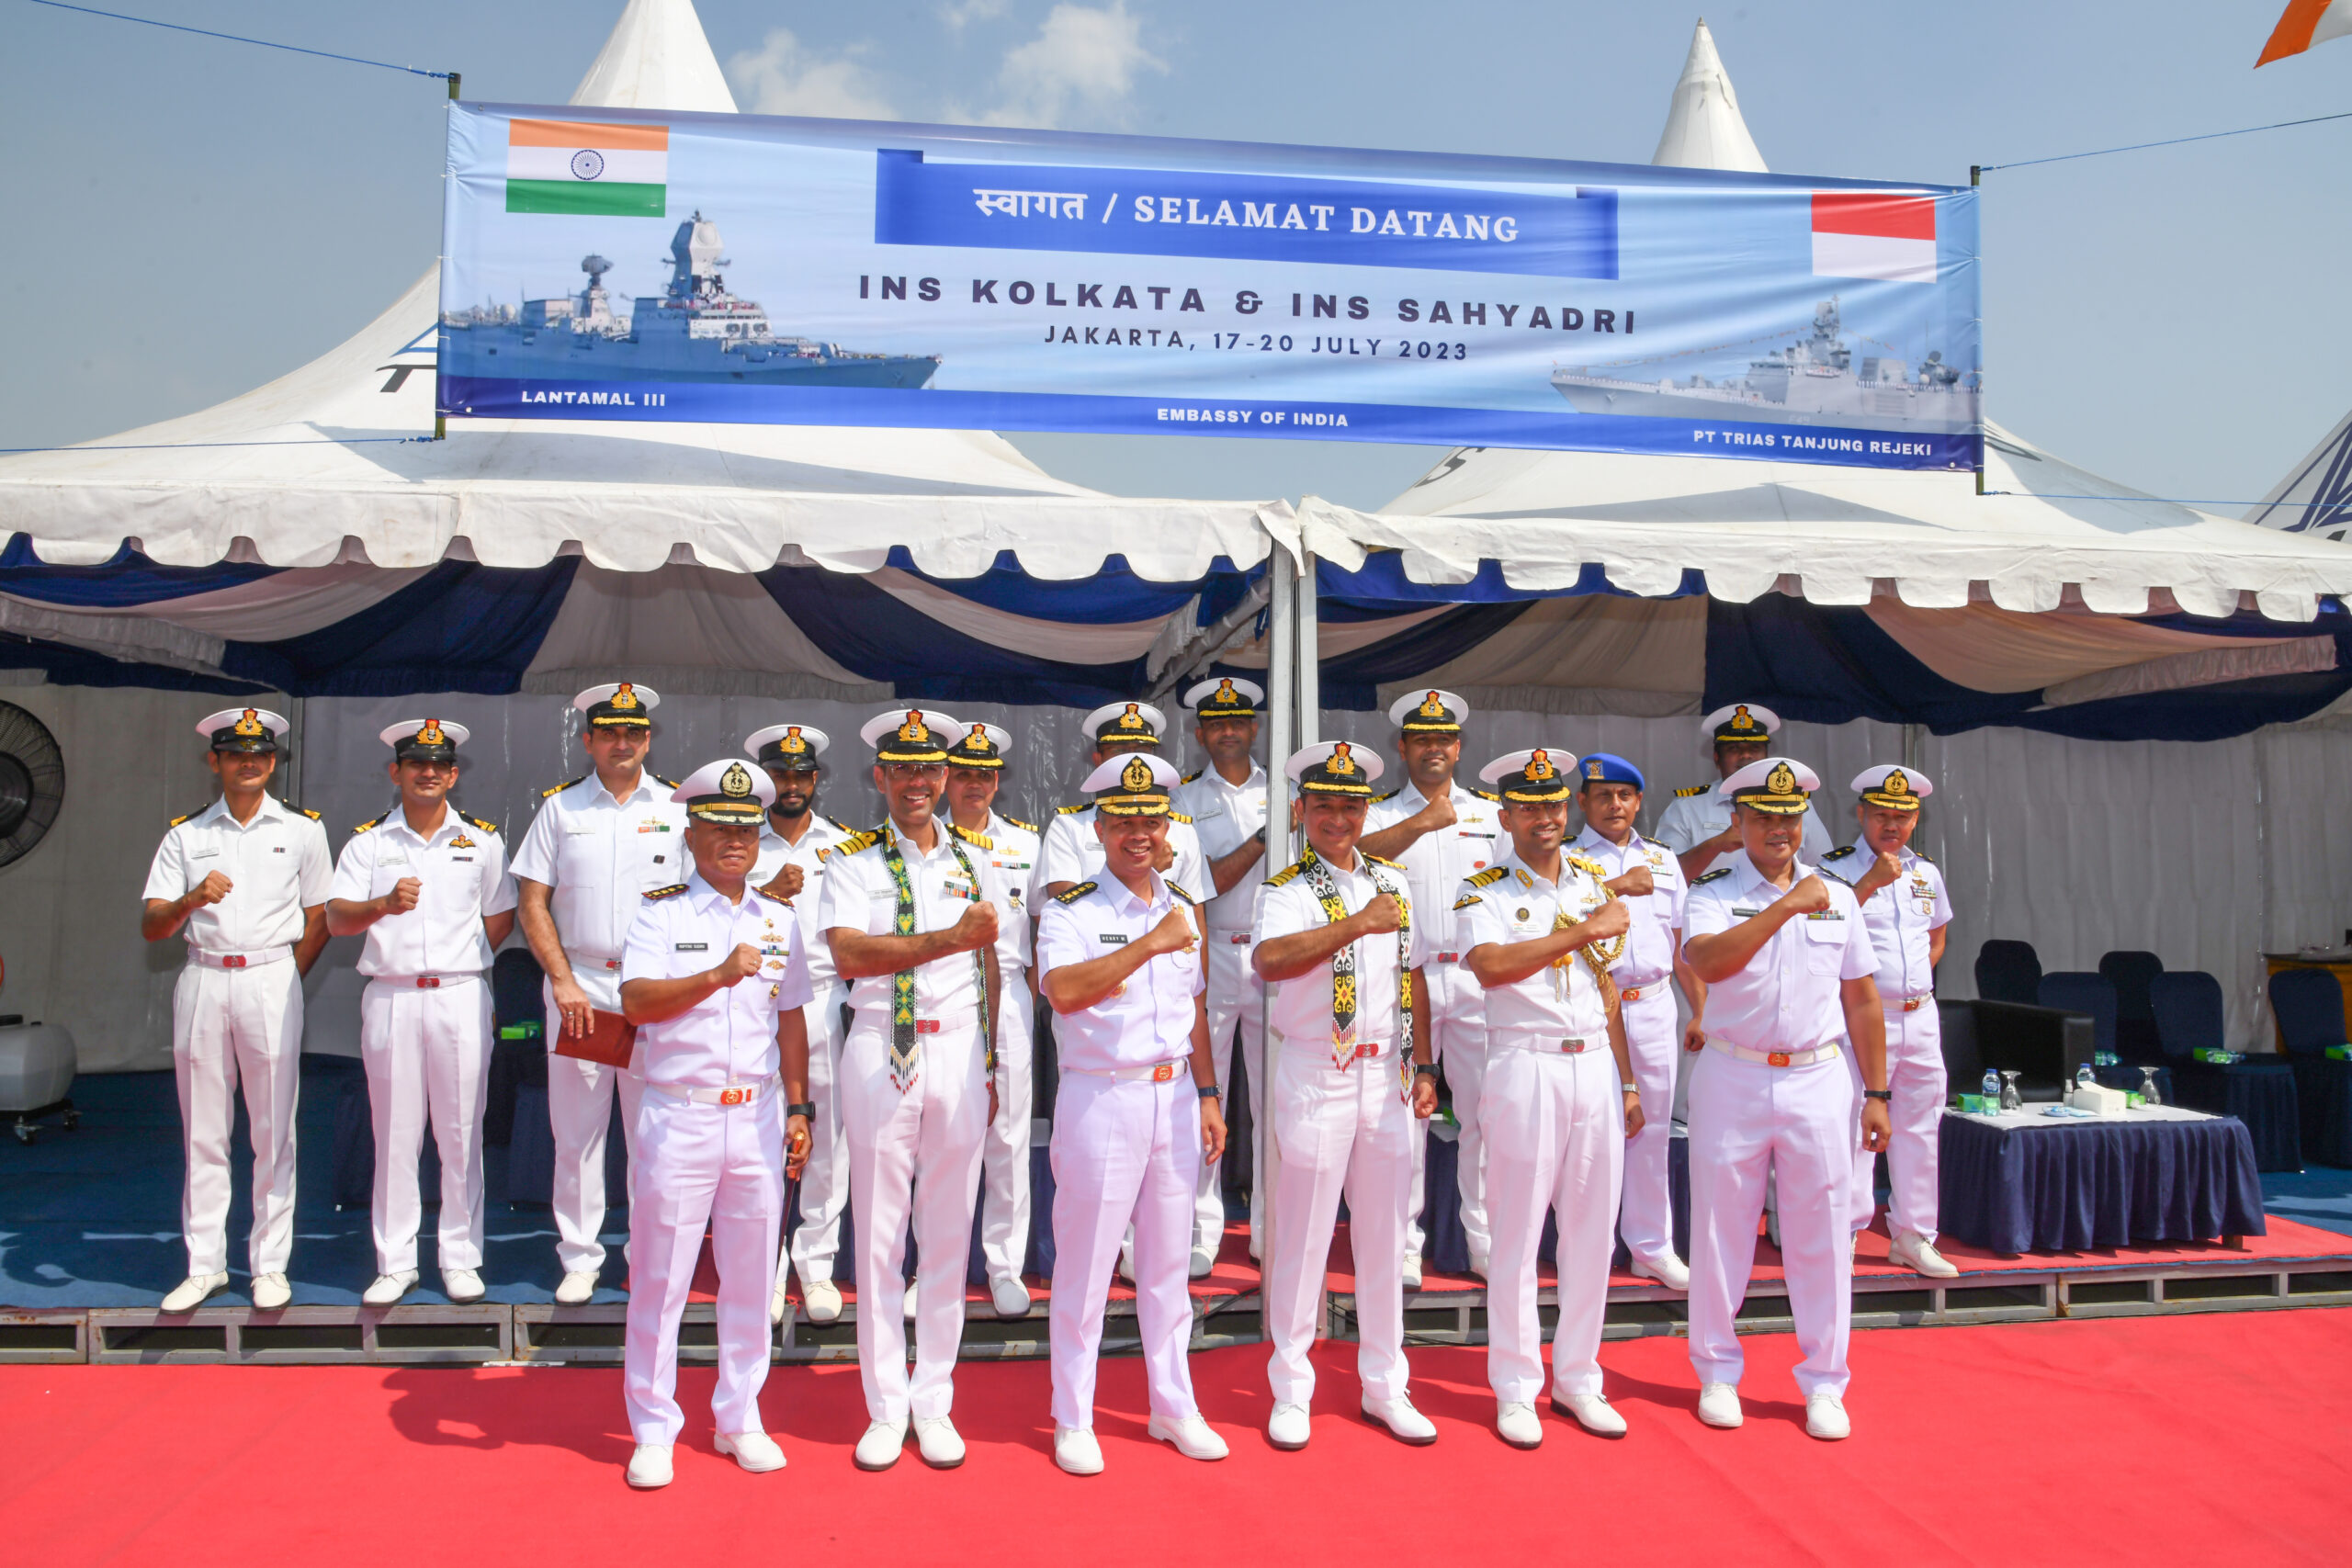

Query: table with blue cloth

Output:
[1938, 1106, 2267, 1256]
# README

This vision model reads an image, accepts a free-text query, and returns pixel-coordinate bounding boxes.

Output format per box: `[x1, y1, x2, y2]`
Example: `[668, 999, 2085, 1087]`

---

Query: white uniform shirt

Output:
[620, 874, 814, 1089]
[751, 811, 858, 992]
[1819, 842, 1952, 1003]
[509, 774, 691, 976]
[1680, 852, 1877, 1055]
[1252, 851, 1429, 1053]
[1172, 761, 1271, 932]
[1039, 803, 1209, 910]
[143, 795, 333, 954]
[1656, 781, 1834, 864]
[1363, 778, 1503, 992]
[1571, 824, 1688, 987]
[816, 821, 1007, 1025]
[332, 805, 517, 978]
[1453, 851, 1613, 1045]
[950, 813, 1042, 977]
[1035, 874, 1204, 1072]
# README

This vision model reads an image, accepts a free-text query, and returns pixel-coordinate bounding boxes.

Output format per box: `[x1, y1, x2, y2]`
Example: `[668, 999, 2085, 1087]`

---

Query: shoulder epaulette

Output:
[1372, 786, 1402, 804]
[349, 812, 387, 835]
[282, 799, 322, 821]
[1912, 849, 1936, 865]
[1056, 803, 1088, 816]
[1692, 867, 1733, 885]
[541, 774, 586, 799]
[1465, 865, 1510, 889]
[1166, 880, 1198, 905]
[1819, 866, 1853, 886]
[1170, 810, 1193, 825]
[824, 815, 854, 833]
[1363, 852, 1401, 869]
[753, 886, 791, 906]
[1675, 784, 1711, 798]
[951, 823, 995, 852]
[642, 883, 688, 901]
[465, 814, 500, 835]
[1265, 857, 1309, 888]
[1181, 767, 1204, 784]
[835, 828, 884, 855]
[653, 773, 679, 789]
[1052, 880, 1098, 905]
[1472, 788, 1499, 802]
[1567, 850, 1609, 881]
[169, 803, 209, 829]
[1824, 844, 1857, 861]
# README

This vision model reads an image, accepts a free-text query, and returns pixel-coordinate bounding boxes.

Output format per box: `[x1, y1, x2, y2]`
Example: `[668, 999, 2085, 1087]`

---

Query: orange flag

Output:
[2258, 0, 2352, 65]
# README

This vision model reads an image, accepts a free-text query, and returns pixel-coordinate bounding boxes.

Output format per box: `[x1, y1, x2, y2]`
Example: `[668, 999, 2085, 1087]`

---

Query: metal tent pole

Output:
[1295, 550, 1320, 750]
[1257, 546, 1297, 1320]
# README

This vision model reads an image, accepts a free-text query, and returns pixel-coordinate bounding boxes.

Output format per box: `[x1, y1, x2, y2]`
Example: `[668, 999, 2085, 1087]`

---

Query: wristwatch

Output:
[1862, 1089, 1893, 1102]
[785, 1100, 818, 1120]
[1623, 1083, 1640, 1096]
[1197, 1084, 1221, 1100]
[1412, 1064, 1438, 1079]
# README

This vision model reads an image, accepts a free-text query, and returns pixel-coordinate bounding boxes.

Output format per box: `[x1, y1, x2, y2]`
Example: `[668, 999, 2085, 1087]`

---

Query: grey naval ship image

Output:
[441, 211, 940, 388]
[1550, 297, 1978, 434]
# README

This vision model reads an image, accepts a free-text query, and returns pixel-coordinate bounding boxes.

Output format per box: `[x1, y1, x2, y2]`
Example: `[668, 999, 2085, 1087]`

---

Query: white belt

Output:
[1617, 974, 1670, 998]
[188, 945, 290, 971]
[1495, 1035, 1596, 1055]
[1067, 1059, 1192, 1084]
[647, 1074, 779, 1107]
[568, 953, 624, 972]
[368, 973, 478, 989]
[1710, 1040, 1840, 1068]
[1885, 992, 1934, 1013]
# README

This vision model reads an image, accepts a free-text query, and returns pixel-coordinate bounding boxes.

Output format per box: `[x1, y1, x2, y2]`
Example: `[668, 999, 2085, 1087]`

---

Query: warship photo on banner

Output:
[438, 103, 1982, 471]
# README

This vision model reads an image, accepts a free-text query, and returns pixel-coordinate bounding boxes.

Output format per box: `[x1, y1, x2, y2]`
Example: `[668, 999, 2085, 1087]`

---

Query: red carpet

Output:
[10, 1312, 2352, 1564]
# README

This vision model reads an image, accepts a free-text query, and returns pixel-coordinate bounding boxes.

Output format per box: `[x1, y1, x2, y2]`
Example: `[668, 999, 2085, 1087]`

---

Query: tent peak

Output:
[1651, 18, 1767, 173]
[571, 0, 739, 114]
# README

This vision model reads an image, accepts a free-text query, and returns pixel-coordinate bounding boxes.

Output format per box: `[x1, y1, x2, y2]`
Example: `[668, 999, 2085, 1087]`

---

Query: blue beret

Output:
[1575, 752, 1645, 792]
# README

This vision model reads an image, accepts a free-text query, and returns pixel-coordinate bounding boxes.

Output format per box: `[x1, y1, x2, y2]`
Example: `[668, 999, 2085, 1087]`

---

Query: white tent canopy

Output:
[2245, 403, 2352, 543]
[1651, 18, 1768, 173]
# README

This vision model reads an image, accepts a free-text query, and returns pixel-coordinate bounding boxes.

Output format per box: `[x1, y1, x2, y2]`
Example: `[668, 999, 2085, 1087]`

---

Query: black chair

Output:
[2272, 968, 2352, 1168]
[1939, 998, 2088, 1101]
[2038, 973, 2116, 1058]
[1975, 940, 2043, 1005]
[485, 947, 548, 1146]
[2154, 971, 2301, 1172]
[2098, 950, 2165, 1061]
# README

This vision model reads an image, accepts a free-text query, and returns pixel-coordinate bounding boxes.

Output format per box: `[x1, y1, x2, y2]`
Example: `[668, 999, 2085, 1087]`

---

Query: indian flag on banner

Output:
[505, 118, 667, 217]
[1811, 193, 1936, 284]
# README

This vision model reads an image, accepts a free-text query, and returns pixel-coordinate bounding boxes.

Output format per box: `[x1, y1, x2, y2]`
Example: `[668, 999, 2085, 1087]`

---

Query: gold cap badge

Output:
[1121, 755, 1154, 792]
[1527, 748, 1555, 781]
[1328, 742, 1356, 777]
[232, 709, 265, 738]
[416, 719, 447, 747]
[1584, 757, 1602, 780]
[1114, 702, 1145, 732]
[719, 761, 755, 798]
[1883, 769, 1909, 796]
[611, 683, 639, 710]
[780, 727, 806, 753]
[896, 710, 931, 744]
[1418, 691, 1446, 719]
[1766, 761, 1797, 795]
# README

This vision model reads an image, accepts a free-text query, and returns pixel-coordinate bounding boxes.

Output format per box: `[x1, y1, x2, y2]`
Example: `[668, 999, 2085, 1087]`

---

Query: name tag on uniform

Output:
[675, 942, 708, 952]
[190, 847, 220, 859]
[566, 827, 597, 837]
[379, 853, 409, 866]
[1101, 932, 1129, 944]
[1733, 907, 1763, 919]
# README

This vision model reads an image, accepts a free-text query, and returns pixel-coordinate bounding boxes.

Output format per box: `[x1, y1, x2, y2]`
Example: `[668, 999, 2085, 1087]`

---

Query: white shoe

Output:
[1054, 1426, 1103, 1476]
[1552, 1391, 1627, 1438]
[442, 1268, 485, 1304]
[770, 1273, 792, 1326]
[990, 1275, 1032, 1319]
[1362, 1394, 1438, 1446]
[162, 1272, 228, 1313]
[902, 1282, 919, 1319]
[1189, 1247, 1216, 1280]
[854, 1418, 908, 1472]
[1401, 1252, 1423, 1291]
[557, 1270, 598, 1306]
[250, 1272, 291, 1311]
[1631, 1253, 1690, 1291]
[912, 1415, 966, 1469]
[1266, 1402, 1311, 1450]
[1697, 1382, 1744, 1429]
[1805, 1391, 1851, 1441]
[1496, 1400, 1543, 1449]
[715, 1429, 787, 1472]
[1889, 1231, 1960, 1279]
[1116, 1246, 1137, 1284]
[362, 1270, 419, 1306]
[1148, 1412, 1229, 1461]
[1466, 1249, 1490, 1280]
[803, 1278, 843, 1324]
[625, 1443, 673, 1489]
[1847, 1230, 1860, 1265]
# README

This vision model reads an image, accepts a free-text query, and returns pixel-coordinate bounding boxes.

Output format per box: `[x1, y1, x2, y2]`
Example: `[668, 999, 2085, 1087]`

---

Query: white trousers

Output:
[1264, 1035, 1416, 1407]
[623, 1092, 783, 1446]
[1483, 1043, 1624, 1404]
[1195, 931, 1265, 1255]
[1686, 1049, 1856, 1400]
[978, 977, 1036, 1284]
[172, 959, 303, 1278]
[1408, 994, 1486, 1261]
[360, 976, 491, 1275]
[841, 1010, 988, 1422]
[1617, 982, 1682, 1266]
[1048, 1072, 1204, 1431]
[1847, 1002, 1945, 1242]
[786, 981, 850, 1286]
[543, 974, 645, 1275]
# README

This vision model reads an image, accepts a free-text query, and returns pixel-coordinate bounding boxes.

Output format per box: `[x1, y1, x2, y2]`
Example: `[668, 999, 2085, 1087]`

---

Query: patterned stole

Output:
[1298, 847, 1415, 1085]
[878, 826, 994, 1093]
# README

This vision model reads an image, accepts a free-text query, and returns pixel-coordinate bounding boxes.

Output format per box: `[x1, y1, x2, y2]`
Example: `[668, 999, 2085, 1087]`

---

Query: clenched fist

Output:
[1576, 898, 1633, 942]
[763, 863, 806, 902]
[953, 899, 1001, 952]
[382, 876, 422, 915]
[1780, 874, 1832, 918]
[1417, 791, 1458, 831]
[187, 871, 234, 908]
[1356, 892, 1404, 935]
[1142, 908, 1198, 958]
[713, 942, 763, 987]
[1608, 863, 1656, 899]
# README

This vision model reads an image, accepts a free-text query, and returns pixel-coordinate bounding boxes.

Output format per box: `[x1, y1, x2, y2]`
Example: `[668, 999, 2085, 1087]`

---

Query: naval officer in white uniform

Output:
[141, 707, 331, 1314]
[1679, 756, 1890, 1441]
[326, 719, 516, 1307]
[511, 682, 689, 1304]
[1655, 704, 1834, 882]
[1035, 750, 1229, 1475]
[617, 759, 813, 1490]
[1819, 763, 1957, 1279]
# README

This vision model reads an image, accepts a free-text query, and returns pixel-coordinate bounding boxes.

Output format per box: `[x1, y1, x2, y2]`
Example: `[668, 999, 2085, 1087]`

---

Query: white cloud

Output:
[726, 28, 898, 120]
[941, 0, 1009, 28]
[986, 3, 1165, 129]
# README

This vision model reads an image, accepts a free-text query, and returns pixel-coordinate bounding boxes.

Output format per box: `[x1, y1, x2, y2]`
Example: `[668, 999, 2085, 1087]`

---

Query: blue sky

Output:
[2, 1, 2346, 510]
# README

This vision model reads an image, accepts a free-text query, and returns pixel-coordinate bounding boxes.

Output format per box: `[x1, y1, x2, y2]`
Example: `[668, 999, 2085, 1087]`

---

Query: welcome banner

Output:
[440, 104, 1981, 469]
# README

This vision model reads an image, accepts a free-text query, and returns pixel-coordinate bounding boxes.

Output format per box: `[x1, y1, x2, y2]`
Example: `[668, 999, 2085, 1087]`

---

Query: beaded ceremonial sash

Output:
[879, 827, 993, 1093]
[1299, 847, 1414, 1089]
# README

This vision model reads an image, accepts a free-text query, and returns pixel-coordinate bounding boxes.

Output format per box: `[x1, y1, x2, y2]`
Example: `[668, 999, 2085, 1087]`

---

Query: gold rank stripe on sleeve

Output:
[999, 814, 1039, 834]
[464, 814, 501, 835]
[541, 774, 587, 798]
[642, 884, 689, 901]
[1465, 865, 1511, 889]
[950, 824, 995, 852]
[1051, 880, 1098, 905]
[1691, 866, 1733, 885]
[1674, 784, 1711, 797]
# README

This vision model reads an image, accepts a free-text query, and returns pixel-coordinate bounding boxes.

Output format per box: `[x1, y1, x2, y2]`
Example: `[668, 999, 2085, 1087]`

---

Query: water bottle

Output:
[2075, 1063, 2097, 1092]
[1981, 1069, 2000, 1109]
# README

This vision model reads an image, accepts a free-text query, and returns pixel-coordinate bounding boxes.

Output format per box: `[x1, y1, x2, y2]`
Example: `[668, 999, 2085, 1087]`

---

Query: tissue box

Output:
[2069, 1081, 2126, 1114]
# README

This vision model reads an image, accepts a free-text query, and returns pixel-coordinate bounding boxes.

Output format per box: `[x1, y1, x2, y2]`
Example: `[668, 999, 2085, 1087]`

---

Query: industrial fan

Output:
[0, 702, 63, 871]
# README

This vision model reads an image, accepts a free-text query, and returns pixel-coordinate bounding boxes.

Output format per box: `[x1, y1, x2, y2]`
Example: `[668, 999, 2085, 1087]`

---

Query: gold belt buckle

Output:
[1768, 1051, 1792, 1067]
[718, 1086, 749, 1106]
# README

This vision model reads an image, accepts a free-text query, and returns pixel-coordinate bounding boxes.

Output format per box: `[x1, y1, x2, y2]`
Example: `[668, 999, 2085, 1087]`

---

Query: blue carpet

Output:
[2258, 1168, 2352, 1240]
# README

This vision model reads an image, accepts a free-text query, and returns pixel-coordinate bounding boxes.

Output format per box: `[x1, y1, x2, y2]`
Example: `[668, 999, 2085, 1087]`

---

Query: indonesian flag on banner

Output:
[2258, 0, 2352, 65]
[1811, 194, 1936, 284]
[505, 119, 668, 217]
